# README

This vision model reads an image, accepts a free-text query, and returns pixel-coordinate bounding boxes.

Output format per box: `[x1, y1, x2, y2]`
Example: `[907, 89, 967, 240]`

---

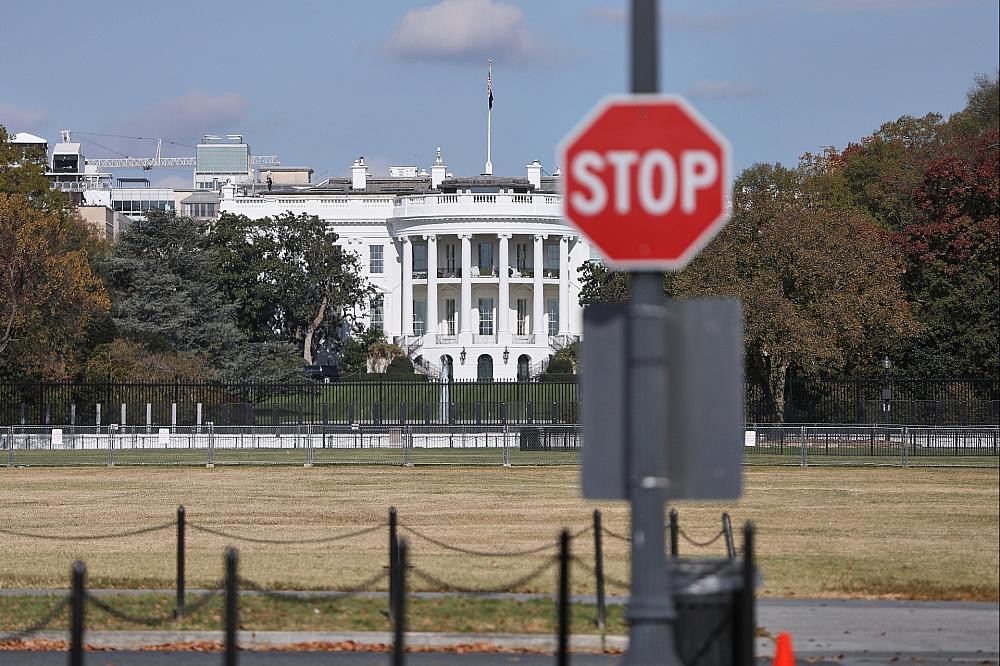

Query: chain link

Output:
[601, 526, 631, 542]
[85, 594, 178, 626]
[238, 570, 388, 601]
[0, 521, 175, 541]
[409, 557, 558, 594]
[188, 522, 383, 545]
[0, 596, 70, 642]
[402, 524, 587, 558]
[678, 527, 726, 548]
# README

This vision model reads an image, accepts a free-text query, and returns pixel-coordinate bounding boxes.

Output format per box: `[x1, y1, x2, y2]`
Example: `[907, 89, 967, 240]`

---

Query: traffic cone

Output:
[773, 632, 795, 666]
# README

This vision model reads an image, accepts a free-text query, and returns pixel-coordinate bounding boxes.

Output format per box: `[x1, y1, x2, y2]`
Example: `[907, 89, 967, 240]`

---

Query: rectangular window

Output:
[369, 245, 384, 274]
[478, 298, 494, 336]
[546, 298, 559, 336]
[413, 243, 427, 276]
[478, 242, 494, 275]
[445, 244, 457, 274]
[544, 243, 559, 275]
[445, 299, 457, 335]
[370, 297, 384, 331]
[413, 299, 426, 336]
[516, 243, 529, 272]
[516, 298, 529, 335]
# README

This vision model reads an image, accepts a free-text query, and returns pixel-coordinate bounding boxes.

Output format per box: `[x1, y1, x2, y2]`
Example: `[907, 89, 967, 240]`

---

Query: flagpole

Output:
[485, 59, 493, 175]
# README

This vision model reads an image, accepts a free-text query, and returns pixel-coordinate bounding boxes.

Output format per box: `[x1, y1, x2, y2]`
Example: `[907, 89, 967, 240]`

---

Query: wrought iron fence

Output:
[1, 377, 996, 427]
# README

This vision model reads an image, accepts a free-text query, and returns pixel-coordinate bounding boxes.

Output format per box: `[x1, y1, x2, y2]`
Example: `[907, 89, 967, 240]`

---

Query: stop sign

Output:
[559, 95, 730, 269]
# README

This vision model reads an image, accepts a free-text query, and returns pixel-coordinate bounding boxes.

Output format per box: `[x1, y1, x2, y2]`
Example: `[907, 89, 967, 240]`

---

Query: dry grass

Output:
[0, 466, 996, 600]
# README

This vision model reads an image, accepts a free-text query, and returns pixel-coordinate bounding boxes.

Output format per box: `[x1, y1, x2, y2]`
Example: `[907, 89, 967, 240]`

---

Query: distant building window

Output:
[478, 298, 494, 336]
[185, 202, 217, 218]
[546, 298, 559, 336]
[112, 200, 174, 215]
[413, 243, 427, 275]
[478, 242, 494, 274]
[516, 298, 529, 335]
[413, 299, 426, 336]
[370, 297, 384, 331]
[369, 245, 384, 274]
[544, 244, 559, 271]
[516, 243, 529, 271]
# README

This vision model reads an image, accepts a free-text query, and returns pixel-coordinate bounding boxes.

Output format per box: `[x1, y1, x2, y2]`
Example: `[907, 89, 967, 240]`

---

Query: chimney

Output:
[526, 159, 542, 189]
[352, 157, 367, 190]
[431, 147, 447, 189]
[221, 179, 237, 200]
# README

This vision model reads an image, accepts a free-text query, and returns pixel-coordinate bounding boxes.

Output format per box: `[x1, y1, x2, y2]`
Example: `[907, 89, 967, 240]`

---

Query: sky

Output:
[2, 0, 997, 188]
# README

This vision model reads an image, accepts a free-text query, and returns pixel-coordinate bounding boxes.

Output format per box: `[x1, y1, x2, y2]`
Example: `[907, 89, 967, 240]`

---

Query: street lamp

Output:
[503, 347, 510, 364]
[881, 356, 893, 420]
[460, 347, 467, 364]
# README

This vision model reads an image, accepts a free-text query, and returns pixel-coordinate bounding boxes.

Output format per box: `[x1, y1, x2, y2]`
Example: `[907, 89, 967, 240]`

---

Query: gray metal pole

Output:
[625, 2, 677, 660]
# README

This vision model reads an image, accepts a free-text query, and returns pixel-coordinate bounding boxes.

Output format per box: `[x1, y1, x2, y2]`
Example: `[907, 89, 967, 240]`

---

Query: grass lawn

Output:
[0, 466, 996, 607]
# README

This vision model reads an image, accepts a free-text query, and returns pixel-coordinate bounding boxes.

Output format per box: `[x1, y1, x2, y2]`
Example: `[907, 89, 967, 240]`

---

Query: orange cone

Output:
[772, 632, 795, 666]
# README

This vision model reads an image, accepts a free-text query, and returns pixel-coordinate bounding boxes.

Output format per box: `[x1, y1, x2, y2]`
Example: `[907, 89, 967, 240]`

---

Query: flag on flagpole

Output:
[487, 60, 494, 110]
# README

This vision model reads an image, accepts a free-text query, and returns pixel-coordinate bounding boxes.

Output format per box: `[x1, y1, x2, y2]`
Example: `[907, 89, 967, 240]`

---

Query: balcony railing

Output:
[437, 268, 462, 278]
[512, 334, 535, 345]
[474, 334, 497, 344]
[435, 334, 458, 344]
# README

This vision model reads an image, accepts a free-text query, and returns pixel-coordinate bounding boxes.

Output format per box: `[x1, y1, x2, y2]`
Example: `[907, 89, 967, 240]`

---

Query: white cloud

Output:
[0, 101, 49, 132]
[686, 81, 766, 100]
[386, 0, 545, 64]
[124, 90, 248, 143]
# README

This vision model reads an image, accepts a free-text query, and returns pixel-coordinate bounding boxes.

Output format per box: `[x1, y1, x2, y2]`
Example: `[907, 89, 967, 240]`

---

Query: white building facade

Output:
[220, 153, 587, 381]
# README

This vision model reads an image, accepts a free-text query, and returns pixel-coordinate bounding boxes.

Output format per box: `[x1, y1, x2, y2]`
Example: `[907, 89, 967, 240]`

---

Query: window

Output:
[516, 243, 529, 272]
[516, 298, 529, 335]
[478, 242, 494, 275]
[478, 298, 494, 336]
[369, 245, 384, 274]
[185, 202, 217, 218]
[477, 354, 494, 382]
[444, 243, 457, 274]
[546, 298, 559, 336]
[445, 299, 457, 335]
[370, 297, 384, 331]
[413, 299, 426, 336]
[544, 243, 559, 275]
[413, 244, 427, 276]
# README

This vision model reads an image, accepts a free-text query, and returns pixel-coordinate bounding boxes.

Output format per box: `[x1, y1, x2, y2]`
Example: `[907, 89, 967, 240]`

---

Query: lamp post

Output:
[881, 356, 893, 423]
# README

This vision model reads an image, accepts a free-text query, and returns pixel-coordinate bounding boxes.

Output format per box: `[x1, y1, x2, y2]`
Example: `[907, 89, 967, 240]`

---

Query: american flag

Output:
[487, 60, 494, 110]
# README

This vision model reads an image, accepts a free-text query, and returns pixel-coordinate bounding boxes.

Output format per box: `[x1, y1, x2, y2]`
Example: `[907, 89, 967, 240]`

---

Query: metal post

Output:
[723, 512, 735, 559]
[107, 424, 115, 467]
[224, 547, 239, 666]
[96, 402, 101, 428]
[593, 510, 606, 633]
[6, 425, 13, 467]
[403, 426, 413, 467]
[176, 505, 186, 618]
[741, 522, 756, 665]
[901, 425, 908, 467]
[669, 508, 679, 557]
[70, 561, 86, 666]
[800, 425, 807, 467]
[558, 528, 571, 666]
[207, 421, 215, 467]
[502, 422, 511, 467]
[305, 422, 314, 467]
[171, 402, 177, 434]
[389, 507, 398, 622]
[392, 538, 408, 666]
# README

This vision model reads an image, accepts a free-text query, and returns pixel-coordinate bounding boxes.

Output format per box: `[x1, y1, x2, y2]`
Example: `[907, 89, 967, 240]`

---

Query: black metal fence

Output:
[1, 377, 996, 426]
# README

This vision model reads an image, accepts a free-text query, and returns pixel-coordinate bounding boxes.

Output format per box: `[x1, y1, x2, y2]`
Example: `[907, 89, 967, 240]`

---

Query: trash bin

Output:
[519, 427, 542, 451]
[669, 558, 760, 666]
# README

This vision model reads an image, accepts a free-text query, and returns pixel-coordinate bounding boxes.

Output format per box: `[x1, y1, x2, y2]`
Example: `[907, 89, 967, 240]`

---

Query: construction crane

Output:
[62, 130, 280, 170]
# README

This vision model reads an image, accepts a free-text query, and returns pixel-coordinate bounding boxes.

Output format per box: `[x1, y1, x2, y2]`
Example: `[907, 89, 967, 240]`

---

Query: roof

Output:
[261, 166, 314, 173]
[11, 132, 47, 144]
[52, 142, 82, 154]
[438, 176, 534, 193]
[180, 191, 221, 204]
[306, 176, 435, 195]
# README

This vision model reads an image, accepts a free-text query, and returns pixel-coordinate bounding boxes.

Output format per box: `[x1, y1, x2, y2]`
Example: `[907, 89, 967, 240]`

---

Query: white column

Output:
[459, 234, 473, 339]
[426, 234, 438, 337]
[533, 234, 546, 337]
[497, 233, 511, 340]
[401, 236, 413, 336]
[558, 235, 570, 335]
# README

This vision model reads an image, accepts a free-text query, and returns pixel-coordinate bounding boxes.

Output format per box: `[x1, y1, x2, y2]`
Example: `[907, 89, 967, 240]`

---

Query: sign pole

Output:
[625, 1, 680, 663]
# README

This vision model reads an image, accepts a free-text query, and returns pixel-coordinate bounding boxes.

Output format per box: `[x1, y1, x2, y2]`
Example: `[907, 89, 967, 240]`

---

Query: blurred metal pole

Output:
[557, 529, 570, 666]
[593, 510, 606, 633]
[392, 538, 408, 666]
[70, 561, 86, 666]
[224, 547, 239, 666]
[176, 505, 186, 618]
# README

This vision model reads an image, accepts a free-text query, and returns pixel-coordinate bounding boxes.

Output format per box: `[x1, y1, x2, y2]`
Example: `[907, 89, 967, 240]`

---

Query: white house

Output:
[219, 150, 588, 381]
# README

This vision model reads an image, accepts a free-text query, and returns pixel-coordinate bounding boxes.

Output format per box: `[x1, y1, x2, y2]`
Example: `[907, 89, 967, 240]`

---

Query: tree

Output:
[369, 342, 405, 373]
[0, 126, 65, 213]
[0, 193, 110, 380]
[80, 338, 210, 383]
[385, 355, 415, 375]
[337, 326, 384, 377]
[207, 212, 371, 365]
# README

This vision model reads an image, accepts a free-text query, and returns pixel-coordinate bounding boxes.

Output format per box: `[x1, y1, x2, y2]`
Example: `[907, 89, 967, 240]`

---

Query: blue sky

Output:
[2, 0, 996, 188]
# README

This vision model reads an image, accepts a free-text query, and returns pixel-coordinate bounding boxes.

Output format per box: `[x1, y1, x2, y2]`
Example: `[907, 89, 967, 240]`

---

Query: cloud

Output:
[583, 5, 770, 30]
[0, 101, 49, 132]
[685, 81, 766, 100]
[386, 0, 545, 64]
[124, 90, 248, 143]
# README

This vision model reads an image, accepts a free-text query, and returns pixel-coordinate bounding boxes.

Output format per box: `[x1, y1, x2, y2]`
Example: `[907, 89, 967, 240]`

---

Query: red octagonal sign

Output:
[558, 95, 730, 270]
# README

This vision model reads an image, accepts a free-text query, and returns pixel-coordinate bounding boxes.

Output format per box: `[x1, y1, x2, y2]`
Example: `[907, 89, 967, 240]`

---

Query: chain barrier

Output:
[238, 570, 388, 602]
[188, 522, 383, 545]
[604, 573, 631, 590]
[0, 521, 175, 541]
[601, 526, 631, 542]
[677, 527, 726, 548]
[86, 583, 225, 626]
[401, 524, 589, 558]
[0, 596, 70, 642]
[410, 556, 558, 594]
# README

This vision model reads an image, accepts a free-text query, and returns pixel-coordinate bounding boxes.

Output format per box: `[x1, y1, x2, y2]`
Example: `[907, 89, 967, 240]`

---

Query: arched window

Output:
[439, 354, 454, 382]
[517, 354, 531, 382]
[477, 354, 494, 382]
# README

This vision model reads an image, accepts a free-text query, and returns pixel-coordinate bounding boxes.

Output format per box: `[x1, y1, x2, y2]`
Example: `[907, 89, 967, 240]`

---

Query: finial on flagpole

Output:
[485, 59, 494, 176]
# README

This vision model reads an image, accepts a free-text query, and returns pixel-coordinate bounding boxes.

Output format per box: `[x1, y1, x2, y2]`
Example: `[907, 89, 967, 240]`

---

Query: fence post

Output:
[305, 422, 314, 467]
[392, 538, 408, 666]
[107, 424, 116, 467]
[146, 402, 152, 434]
[121, 402, 127, 427]
[70, 560, 86, 666]
[196, 402, 203, 434]
[206, 421, 215, 467]
[171, 402, 177, 434]
[96, 402, 101, 428]
[176, 505, 186, 618]
[722, 512, 735, 559]
[6, 425, 13, 468]
[901, 426, 908, 467]
[800, 425, 807, 467]
[741, 522, 756, 665]
[389, 507, 398, 622]
[224, 547, 239, 666]
[403, 426, 413, 467]
[502, 422, 511, 467]
[593, 510, 606, 634]
[669, 508, 679, 557]
[557, 528, 570, 666]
